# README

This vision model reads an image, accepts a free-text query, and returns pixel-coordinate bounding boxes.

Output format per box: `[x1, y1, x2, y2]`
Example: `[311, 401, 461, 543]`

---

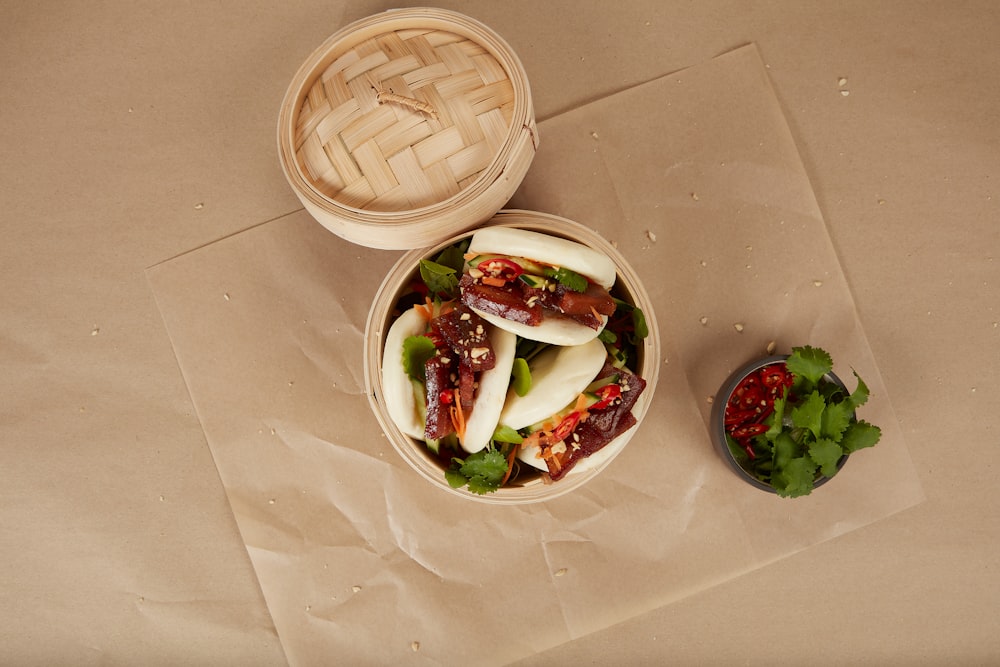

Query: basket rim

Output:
[362, 209, 662, 504]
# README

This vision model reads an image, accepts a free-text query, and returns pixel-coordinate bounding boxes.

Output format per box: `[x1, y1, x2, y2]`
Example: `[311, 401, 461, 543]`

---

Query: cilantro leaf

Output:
[444, 467, 468, 489]
[841, 420, 882, 453]
[790, 390, 825, 440]
[772, 432, 800, 471]
[401, 335, 436, 382]
[772, 456, 817, 498]
[419, 259, 459, 298]
[849, 370, 870, 408]
[765, 395, 787, 441]
[786, 345, 833, 385]
[808, 437, 844, 478]
[458, 449, 508, 494]
[544, 266, 588, 292]
[820, 400, 853, 441]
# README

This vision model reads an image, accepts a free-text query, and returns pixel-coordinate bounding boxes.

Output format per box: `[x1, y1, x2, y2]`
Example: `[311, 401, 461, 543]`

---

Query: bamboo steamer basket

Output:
[277, 7, 538, 250]
[364, 211, 661, 504]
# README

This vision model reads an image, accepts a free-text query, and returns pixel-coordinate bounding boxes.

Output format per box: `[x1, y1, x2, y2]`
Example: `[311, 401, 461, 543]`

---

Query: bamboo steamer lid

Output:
[277, 8, 538, 250]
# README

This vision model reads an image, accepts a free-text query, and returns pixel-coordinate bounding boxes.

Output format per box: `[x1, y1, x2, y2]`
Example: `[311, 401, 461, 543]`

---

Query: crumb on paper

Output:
[733, 323, 745, 333]
[268, 498, 276, 505]
[590, 131, 599, 140]
[838, 77, 848, 87]
[746, 245, 753, 251]
[194, 202, 204, 210]
[813, 280, 824, 287]
[411, 641, 421, 652]
[646, 229, 657, 242]
[699, 316, 708, 326]
[878, 198, 886, 205]
[663, 356, 669, 365]
[223, 292, 230, 301]
[352, 585, 362, 593]
[766, 340, 777, 355]
[691, 192, 699, 201]
[91, 326, 100, 336]
[700, 260, 707, 267]
[706, 396, 714, 404]
[840, 90, 850, 97]
[554, 567, 568, 577]
[159, 495, 165, 502]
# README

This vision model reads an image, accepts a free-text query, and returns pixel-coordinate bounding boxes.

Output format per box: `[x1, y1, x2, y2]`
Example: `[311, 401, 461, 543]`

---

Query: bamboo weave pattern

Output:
[293, 28, 517, 212]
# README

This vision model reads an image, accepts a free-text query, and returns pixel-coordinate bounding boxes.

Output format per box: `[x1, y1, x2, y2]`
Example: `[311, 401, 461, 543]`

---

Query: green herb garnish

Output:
[511, 357, 532, 396]
[445, 449, 509, 495]
[543, 266, 588, 292]
[401, 335, 436, 382]
[724, 345, 882, 498]
[419, 259, 459, 299]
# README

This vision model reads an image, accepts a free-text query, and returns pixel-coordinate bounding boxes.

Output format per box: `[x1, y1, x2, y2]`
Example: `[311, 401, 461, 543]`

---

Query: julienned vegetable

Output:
[723, 345, 882, 498]
[384, 232, 649, 495]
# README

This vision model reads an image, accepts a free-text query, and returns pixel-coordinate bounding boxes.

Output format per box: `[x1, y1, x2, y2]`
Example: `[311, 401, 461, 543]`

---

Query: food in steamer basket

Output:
[381, 227, 649, 494]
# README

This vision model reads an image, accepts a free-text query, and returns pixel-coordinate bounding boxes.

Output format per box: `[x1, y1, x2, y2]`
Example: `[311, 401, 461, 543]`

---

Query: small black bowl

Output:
[709, 355, 849, 494]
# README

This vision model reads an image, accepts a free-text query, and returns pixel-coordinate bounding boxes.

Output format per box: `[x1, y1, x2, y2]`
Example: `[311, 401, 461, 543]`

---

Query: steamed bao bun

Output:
[465, 227, 618, 346]
[380, 305, 517, 454]
[498, 337, 626, 475]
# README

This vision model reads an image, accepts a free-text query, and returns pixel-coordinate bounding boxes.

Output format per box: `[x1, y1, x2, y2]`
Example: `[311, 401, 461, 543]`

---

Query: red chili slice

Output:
[476, 257, 524, 283]
[730, 422, 768, 440]
[590, 384, 622, 411]
[724, 408, 757, 427]
[736, 383, 766, 411]
[760, 365, 787, 387]
[551, 412, 581, 442]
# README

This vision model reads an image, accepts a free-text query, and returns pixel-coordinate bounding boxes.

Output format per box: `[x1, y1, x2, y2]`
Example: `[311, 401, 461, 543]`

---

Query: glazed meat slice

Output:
[547, 364, 647, 481]
[459, 273, 542, 326]
[434, 304, 496, 372]
[423, 354, 456, 441]
[555, 282, 616, 317]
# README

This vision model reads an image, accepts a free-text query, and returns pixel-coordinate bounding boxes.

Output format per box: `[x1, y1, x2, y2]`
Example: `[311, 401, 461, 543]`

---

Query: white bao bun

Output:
[460, 326, 516, 454]
[470, 307, 608, 346]
[517, 392, 648, 473]
[468, 226, 617, 290]
[467, 227, 617, 345]
[500, 337, 607, 430]
[380, 307, 426, 441]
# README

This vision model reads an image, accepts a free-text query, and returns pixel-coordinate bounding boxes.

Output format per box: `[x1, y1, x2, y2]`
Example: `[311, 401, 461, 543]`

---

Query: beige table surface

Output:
[3, 1, 998, 665]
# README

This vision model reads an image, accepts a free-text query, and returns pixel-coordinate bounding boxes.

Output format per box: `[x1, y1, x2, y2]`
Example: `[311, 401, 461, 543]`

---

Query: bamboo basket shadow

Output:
[277, 8, 538, 250]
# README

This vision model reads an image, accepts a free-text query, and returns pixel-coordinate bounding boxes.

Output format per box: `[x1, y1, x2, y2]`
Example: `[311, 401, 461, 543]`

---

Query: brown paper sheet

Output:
[146, 44, 924, 665]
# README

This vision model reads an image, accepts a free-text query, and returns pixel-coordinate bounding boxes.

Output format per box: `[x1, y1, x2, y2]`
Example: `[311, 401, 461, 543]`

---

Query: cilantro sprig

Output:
[725, 345, 882, 498]
[445, 448, 509, 495]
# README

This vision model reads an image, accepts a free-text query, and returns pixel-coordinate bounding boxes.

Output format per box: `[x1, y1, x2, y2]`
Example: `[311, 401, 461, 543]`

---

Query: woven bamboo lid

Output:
[277, 8, 538, 250]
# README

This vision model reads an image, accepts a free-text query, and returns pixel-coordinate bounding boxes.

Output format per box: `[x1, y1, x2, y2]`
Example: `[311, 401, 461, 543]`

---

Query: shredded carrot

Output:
[414, 297, 435, 321]
[481, 276, 507, 287]
[500, 443, 520, 486]
[449, 388, 467, 442]
[463, 252, 477, 260]
[590, 305, 602, 321]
